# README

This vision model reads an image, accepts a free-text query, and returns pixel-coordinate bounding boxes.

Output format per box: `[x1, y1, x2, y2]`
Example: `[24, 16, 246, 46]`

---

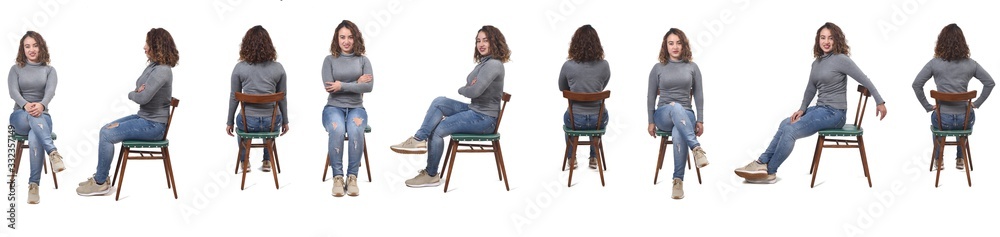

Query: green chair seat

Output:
[819, 124, 863, 136]
[236, 130, 280, 139]
[123, 139, 169, 148]
[655, 130, 671, 137]
[11, 132, 57, 141]
[563, 126, 605, 136]
[451, 133, 500, 141]
[930, 125, 972, 137]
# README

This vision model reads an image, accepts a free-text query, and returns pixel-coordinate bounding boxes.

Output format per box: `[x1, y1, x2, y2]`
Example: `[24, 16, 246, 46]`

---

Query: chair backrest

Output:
[930, 90, 977, 130]
[162, 97, 180, 140]
[493, 92, 512, 133]
[234, 92, 285, 132]
[562, 90, 611, 130]
[853, 85, 872, 127]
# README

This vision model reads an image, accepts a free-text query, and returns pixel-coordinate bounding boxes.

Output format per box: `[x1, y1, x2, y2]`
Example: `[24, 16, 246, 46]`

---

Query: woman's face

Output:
[144, 42, 151, 59]
[818, 28, 834, 54]
[23, 37, 39, 63]
[337, 27, 354, 54]
[666, 33, 683, 61]
[476, 31, 490, 56]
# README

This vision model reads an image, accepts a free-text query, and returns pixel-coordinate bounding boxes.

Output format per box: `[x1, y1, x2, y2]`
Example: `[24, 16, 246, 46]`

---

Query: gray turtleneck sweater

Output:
[227, 61, 288, 126]
[128, 63, 173, 124]
[8, 62, 57, 113]
[321, 53, 373, 108]
[912, 58, 995, 114]
[458, 56, 504, 117]
[800, 53, 885, 112]
[647, 60, 704, 124]
[558, 59, 610, 115]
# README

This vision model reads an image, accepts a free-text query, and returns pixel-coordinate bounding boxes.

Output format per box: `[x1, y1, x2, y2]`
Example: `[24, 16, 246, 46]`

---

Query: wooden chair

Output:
[928, 90, 976, 187]
[560, 90, 610, 187]
[653, 130, 701, 185]
[809, 85, 873, 188]
[231, 92, 285, 190]
[9, 133, 59, 189]
[439, 92, 512, 193]
[111, 97, 180, 201]
[322, 125, 372, 182]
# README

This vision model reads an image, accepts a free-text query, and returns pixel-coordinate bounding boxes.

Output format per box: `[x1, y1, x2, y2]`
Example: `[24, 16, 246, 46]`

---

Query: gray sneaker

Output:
[346, 175, 359, 196]
[692, 147, 709, 168]
[404, 170, 441, 188]
[588, 157, 598, 169]
[956, 158, 965, 170]
[671, 178, 684, 199]
[734, 160, 768, 180]
[260, 160, 272, 172]
[390, 137, 428, 154]
[28, 183, 40, 204]
[746, 174, 778, 184]
[76, 177, 111, 196]
[48, 150, 66, 173]
[332, 176, 345, 197]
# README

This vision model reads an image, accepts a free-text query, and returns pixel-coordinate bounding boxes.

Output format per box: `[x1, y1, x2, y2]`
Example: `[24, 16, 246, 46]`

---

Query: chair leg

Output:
[112, 145, 126, 186]
[115, 147, 131, 201]
[964, 138, 973, 171]
[240, 139, 252, 190]
[442, 140, 455, 173]
[597, 136, 607, 171]
[163, 147, 178, 199]
[857, 136, 872, 188]
[363, 136, 372, 182]
[493, 144, 503, 181]
[810, 136, 823, 175]
[810, 136, 825, 188]
[693, 153, 702, 184]
[562, 135, 570, 171]
[322, 153, 330, 182]
[934, 137, 946, 187]
[960, 137, 972, 187]
[161, 148, 172, 189]
[268, 140, 280, 189]
[567, 136, 579, 187]
[594, 137, 606, 187]
[49, 155, 59, 189]
[654, 136, 667, 185]
[442, 140, 459, 193]
[494, 140, 510, 191]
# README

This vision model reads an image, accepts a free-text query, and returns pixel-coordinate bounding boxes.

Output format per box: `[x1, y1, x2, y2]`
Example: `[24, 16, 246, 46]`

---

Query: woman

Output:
[78, 28, 179, 196]
[8, 31, 65, 204]
[646, 28, 709, 199]
[912, 23, 995, 170]
[734, 22, 888, 184]
[322, 20, 373, 197]
[389, 25, 510, 188]
[559, 24, 610, 170]
[225, 25, 289, 173]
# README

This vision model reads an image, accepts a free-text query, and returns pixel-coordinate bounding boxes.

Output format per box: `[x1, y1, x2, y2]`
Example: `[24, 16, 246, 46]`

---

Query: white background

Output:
[2, 0, 998, 236]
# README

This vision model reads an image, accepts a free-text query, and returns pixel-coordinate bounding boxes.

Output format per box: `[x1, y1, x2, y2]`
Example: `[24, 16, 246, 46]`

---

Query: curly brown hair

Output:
[658, 28, 692, 64]
[15, 31, 50, 67]
[567, 25, 604, 63]
[813, 22, 850, 58]
[474, 25, 511, 63]
[240, 25, 277, 64]
[330, 20, 365, 57]
[935, 23, 970, 62]
[146, 28, 179, 67]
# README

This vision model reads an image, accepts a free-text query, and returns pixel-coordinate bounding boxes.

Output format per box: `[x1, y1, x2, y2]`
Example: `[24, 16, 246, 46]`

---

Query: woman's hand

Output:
[136, 84, 146, 93]
[790, 110, 805, 124]
[876, 103, 888, 120]
[357, 74, 373, 83]
[325, 81, 342, 92]
[26, 103, 44, 117]
[280, 124, 289, 136]
[226, 125, 234, 137]
[695, 122, 704, 137]
[647, 123, 656, 137]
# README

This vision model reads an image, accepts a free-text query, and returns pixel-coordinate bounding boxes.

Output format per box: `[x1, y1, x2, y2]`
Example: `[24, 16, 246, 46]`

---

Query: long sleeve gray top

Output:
[321, 53, 373, 108]
[227, 61, 288, 126]
[647, 60, 704, 124]
[128, 63, 173, 124]
[8, 62, 57, 113]
[912, 58, 995, 114]
[458, 56, 505, 117]
[558, 59, 610, 115]
[800, 53, 885, 112]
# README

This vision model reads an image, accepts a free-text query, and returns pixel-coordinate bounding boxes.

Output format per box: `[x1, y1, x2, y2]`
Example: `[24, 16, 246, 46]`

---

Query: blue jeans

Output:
[9, 110, 57, 185]
[757, 105, 846, 175]
[653, 103, 700, 181]
[413, 97, 497, 177]
[236, 114, 282, 163]
[323, 106, 367, 177]
[96, 114, 166, 184]
[563, 110, 609, 160]
[931, 111, 975, 161]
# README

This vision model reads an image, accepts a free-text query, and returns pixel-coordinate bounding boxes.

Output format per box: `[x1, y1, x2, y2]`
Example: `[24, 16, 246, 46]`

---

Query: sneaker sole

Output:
[671, 195, 683, 200]
[745, 178, 777, 184]
[697, 162, 709, 168]
[77, 188, 112, 196]
[734, 170, 769, 180]
[390, 147, 428, 154]
[332, 192, 345, 197]
[405, 181, 442, 188]
[347, 192, 359, 197]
